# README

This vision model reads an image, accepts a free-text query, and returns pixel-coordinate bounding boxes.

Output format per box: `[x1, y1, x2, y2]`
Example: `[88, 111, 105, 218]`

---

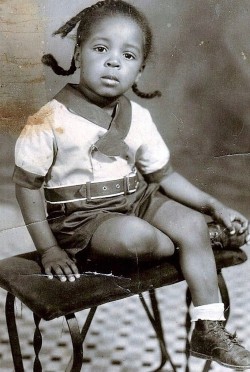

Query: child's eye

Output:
[93, 46, 107, 53]
[123, 52, 136, 60]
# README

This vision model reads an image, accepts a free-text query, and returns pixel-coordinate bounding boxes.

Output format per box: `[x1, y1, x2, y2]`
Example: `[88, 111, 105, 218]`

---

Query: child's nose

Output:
[105, 56, 121, 68]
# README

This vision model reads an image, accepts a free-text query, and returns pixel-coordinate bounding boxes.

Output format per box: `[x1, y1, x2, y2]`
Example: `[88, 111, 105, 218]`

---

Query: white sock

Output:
[190, 303, 226, 322]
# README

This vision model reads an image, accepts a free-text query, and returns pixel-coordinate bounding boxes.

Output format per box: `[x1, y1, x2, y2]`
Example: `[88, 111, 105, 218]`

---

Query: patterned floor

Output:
[0, 236, 250, 371]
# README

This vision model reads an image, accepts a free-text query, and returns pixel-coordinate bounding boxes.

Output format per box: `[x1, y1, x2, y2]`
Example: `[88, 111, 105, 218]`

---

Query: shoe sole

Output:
[190, 350, 250, 370]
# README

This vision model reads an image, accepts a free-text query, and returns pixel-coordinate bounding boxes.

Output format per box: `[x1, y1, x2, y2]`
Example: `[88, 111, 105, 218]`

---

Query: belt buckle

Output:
[123, 175, 137, 195]
[79, 184, 86, 197]
[79, 182, 92, 201]
[85, 182, 91, 201]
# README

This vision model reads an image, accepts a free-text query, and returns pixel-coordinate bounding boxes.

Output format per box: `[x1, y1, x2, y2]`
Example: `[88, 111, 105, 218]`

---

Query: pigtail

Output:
[132, 83, 162, 99]
[53, 9, 89, 38]
[42, 1, 108, 76]
[53, 1, 107, 38]
[41, 54, 76, 76]
[41, 7, 87, 76]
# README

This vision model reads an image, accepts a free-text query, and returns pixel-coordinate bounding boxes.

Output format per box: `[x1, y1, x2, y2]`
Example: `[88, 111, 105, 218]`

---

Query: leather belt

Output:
[44, 174, 139, 203]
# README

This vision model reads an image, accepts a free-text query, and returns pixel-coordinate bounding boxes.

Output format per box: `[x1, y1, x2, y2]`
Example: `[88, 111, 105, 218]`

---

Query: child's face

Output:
[75, 16, 144, 103]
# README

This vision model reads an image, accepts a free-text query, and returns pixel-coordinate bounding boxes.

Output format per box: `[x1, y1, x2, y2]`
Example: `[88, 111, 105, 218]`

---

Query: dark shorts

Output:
[47, 178, 169, 256]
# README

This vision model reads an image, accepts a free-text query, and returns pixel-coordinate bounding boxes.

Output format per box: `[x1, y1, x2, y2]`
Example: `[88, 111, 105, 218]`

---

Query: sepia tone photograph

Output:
[0, 1, 250, 371]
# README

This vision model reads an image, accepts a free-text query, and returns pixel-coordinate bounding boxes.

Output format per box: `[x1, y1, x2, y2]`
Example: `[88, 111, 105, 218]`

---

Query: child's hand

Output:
[41, 246, 80, 282]
[210, 202, 249, 238]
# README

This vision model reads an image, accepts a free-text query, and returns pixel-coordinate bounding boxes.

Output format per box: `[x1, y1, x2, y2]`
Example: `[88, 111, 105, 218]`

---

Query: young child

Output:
[13, 0, 250, 369]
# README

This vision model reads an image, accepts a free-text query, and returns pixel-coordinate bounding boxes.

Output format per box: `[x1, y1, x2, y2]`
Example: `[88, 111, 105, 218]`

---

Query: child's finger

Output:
[52, 266, 67, 282]
[246, 234, 250, 245]
[222, 216, 236, 235]
[229, 228, 236, 236]
[44, 267, 54, 280]
[236, 220, 248, 234]
[60, 263, 77, 282]
[68, 261, 80, 279]
[230, 214, 248, 234]
[239, 221, 249, 234]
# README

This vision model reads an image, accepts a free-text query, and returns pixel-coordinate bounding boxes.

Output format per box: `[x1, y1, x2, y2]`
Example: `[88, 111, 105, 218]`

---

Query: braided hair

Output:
[42, 0, 162, 99]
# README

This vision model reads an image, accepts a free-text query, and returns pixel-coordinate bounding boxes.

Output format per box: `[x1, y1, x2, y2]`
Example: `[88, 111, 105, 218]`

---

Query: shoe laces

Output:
[210, 322, 242, 349]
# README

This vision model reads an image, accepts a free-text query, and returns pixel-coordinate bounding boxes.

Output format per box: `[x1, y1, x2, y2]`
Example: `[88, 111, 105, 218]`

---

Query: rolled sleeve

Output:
[12, 165, 46, 189]
[13, 104, 55, 189]
[143, 162, 174, 184]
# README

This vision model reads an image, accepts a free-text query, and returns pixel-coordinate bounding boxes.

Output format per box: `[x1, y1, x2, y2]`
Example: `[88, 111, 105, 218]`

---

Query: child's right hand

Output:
[41, 246, 80, 282]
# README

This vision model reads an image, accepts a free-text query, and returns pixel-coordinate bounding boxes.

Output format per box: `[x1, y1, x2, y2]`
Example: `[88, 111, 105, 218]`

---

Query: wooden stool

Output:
[0, 223, 247, 372]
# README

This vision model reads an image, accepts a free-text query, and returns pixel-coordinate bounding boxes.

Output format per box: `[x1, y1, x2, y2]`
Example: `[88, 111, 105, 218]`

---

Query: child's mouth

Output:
[101, 75, 119, 86]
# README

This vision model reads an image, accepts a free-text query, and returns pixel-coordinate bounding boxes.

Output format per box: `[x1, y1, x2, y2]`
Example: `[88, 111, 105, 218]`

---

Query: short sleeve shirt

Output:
[13, 90, 170, 190]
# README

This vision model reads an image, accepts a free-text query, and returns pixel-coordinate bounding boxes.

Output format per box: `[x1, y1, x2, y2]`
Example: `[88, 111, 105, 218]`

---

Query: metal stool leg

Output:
[5, 293, 97, 372]
[5, 292, 24, 372]
[185, 287, 192, 372]
[139, 291, 178, 372]
[80, 307, 97, 341]
[148, 289, 168, 370]
[218, 270, 230, 324]
[33, 313, 42, 372]
[65, 314, 83, 372]
[65, 307, 97, 372]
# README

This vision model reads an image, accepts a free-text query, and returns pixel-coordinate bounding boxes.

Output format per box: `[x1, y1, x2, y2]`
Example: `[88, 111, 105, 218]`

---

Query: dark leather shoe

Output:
[190, 320, 250, 370]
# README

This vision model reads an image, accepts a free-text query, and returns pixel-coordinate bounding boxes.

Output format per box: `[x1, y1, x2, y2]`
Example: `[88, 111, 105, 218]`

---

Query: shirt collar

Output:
[54, 84, 112, 130]
[54, 84, 132, 158]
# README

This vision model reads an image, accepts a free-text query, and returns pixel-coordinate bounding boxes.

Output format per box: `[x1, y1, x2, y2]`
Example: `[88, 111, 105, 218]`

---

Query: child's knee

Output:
[179, 210, 209, 244]
[116, 218, 156, 256]
[155, 233, 175, 258]
[91, 214, 176, 260]
[188, 211, 207, 231]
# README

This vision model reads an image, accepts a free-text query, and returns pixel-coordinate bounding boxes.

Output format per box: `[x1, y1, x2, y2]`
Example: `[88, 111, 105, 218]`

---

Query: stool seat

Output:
[0, 248, 246, 321]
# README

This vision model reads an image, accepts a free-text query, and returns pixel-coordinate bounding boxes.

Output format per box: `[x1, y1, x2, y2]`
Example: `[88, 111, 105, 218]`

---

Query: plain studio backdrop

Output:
[0, 0, 249, 251]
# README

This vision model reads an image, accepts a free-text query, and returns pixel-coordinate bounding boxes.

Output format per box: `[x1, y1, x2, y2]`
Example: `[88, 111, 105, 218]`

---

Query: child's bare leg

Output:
[150, 200, 250, 369]
[90, 215, 175, 261]
[149, 200, 219, 306]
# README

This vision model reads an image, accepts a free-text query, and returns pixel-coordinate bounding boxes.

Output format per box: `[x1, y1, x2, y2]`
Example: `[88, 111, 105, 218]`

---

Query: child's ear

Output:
[74, 46, 81, 68]
[135, 64, 145, 83]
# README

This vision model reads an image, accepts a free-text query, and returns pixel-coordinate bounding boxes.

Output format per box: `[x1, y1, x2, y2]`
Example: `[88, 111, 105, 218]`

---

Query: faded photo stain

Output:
[27, 106, 53, 127]
[1, 0, 46, 135]
[55, 127, 64, 135]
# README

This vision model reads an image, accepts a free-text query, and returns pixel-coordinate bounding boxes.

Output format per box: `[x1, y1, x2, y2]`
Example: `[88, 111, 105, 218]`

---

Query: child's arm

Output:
[159, 171, 249, 236]
[15, 184, 80, 282]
